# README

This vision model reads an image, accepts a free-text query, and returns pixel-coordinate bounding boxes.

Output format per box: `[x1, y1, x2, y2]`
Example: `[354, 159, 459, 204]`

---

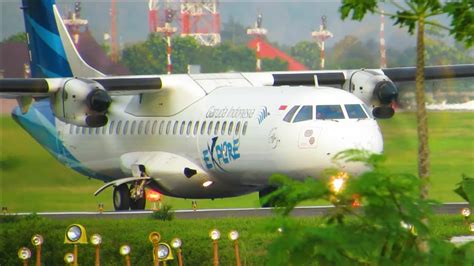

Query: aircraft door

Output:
[298, 127, 321, 149]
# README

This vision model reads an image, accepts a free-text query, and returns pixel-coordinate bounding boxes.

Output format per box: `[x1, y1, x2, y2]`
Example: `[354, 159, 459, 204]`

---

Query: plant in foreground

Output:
[150, 204, 175, 221]
[265, 150, 474, 265]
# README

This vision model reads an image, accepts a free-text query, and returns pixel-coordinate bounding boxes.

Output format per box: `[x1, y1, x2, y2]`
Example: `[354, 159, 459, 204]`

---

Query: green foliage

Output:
[121, 35, 287, 74]
[339, 0, 377, 21]
[289, 41, 320, 69]
[1, 32, 27, 44]
[265, 150, 474, 265]
[0, 215, 470, 265]
[262, 57, 288, 71]
[444, 0, 474, 47]
[328, 36, 378, 69]
[340, 0, 473, 48]
[454, 175, 474, 206]
[150, 204, 175, 221]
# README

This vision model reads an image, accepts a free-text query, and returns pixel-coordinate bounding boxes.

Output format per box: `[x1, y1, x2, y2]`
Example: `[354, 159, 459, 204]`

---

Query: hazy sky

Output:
[2, 0, 458, 49]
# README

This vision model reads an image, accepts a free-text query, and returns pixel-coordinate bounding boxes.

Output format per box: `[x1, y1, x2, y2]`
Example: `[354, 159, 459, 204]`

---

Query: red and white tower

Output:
[110, 0, 119, 63]
[63, 1, 88, 47]
[379, 9, 387, 68]
[247, 14, 267, 72]
[180, 0, 221, 46]
[148, 0, 159, 33]
[311, 16, 333, 69]
[156, 2, 177, 74]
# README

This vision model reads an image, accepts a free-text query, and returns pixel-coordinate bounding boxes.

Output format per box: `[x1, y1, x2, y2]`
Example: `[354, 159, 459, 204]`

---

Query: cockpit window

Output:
[293, 105, 313, 122]
[316, 105, 345, 120]
[362, 104, 374, 118]
[283, 105, 300, 123]
[345, 104, 368, 119]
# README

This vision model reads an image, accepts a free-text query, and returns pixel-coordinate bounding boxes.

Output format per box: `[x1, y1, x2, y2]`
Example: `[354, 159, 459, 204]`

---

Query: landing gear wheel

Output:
[113, 184, 130, 211]
[130, 192, 146, 210]
[259, 186, 279, 208]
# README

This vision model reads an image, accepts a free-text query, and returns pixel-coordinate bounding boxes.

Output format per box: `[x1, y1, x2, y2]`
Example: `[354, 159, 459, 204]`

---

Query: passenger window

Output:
[123, 121, 129, 135]
[316, 105, 345, 120]
[158, 121, 164, 135]
[208, 121, 214, 135]
[69, 125, 74, 135]
[186, 121, 192, 136]
[145, 121, 151, 134]
[131, 121, 137, 135]
[109, 121, 115, 135]
[152, 121, 158, 134]
[76, 125, 80, 135]
[214, 121, 220, 135]
[166, 121, 171, 135]
[95, 128, 100, 134]
[82, 127, 86, 135]
[283, 105, 300, 122]
[116, 121, 123, 135]
[138, 121, 144, 135]
[173, 121, 179, 135]
[228, 121, 234, 135]
[201, 121, 207, 135]
[242, 121, 248, 135]
[88, 128, 93, 135]
[221, 121, 227, 135]
[235, 121, 241, 135]
[180, 121, 185, 135]
[101, 125, 107, 135]
[293, 105, 313, 122]
[345, 104, 368, 119]
[193, 121, 199, 136]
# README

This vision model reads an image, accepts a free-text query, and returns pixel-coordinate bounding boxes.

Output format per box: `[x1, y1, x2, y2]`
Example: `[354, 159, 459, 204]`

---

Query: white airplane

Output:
[1, 0, 473, 210]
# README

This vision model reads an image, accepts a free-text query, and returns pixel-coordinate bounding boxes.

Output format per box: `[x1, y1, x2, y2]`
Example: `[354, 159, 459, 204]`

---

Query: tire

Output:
[130, 193, 146, 210]
[113, 184, 130, 211]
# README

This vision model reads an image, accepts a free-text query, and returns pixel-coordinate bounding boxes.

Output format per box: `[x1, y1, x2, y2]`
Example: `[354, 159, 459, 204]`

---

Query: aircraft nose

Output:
[315, 122, 383, 175]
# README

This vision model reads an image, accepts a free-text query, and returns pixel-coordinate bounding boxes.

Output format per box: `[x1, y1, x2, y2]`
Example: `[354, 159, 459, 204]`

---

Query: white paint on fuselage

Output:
[58, 86, 383, 198]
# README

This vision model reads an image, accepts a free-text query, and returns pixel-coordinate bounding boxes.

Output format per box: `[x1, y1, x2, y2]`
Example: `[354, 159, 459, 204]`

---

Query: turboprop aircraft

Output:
[1, 0, 473, 210]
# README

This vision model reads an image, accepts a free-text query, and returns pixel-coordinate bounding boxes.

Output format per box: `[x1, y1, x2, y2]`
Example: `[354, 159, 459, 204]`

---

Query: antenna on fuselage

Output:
[313, 75, 319, 87]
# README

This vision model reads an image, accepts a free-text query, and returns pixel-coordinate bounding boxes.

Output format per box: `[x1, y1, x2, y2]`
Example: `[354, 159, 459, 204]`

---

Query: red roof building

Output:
[248, 37, 308, 71]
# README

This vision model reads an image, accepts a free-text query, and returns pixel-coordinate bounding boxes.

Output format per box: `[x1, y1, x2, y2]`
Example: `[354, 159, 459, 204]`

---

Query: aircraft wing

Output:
[0, 76, 163, 98]
[247, 64, 474, 87]
[382, 64, 474, 82]
[1, 64, 472, 98]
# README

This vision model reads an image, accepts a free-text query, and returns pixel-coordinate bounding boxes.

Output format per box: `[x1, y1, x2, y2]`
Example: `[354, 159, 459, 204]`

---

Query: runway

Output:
[9, 202, 470, 220]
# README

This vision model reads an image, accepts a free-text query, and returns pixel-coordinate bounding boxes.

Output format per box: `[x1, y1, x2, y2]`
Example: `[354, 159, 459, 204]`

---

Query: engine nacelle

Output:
[51, 78, 112, 127]
[343, 69, 398, 119]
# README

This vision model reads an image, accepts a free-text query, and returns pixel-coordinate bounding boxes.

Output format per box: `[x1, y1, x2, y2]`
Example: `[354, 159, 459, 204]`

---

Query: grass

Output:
[0, 112, 473, 212]
[0, 214, 472, 265]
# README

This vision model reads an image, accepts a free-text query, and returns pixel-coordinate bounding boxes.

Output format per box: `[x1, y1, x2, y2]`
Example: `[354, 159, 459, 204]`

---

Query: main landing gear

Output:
[113, 181, 147, 211]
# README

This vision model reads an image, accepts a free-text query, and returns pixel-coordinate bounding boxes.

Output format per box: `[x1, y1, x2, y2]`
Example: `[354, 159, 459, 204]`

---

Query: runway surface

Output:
[9, 202, 470, 220]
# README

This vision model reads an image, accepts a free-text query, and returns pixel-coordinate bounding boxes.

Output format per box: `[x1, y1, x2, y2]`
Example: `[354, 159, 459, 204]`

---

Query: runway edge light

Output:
[65, 224, 88, 244]
[157, 243, 174, 261]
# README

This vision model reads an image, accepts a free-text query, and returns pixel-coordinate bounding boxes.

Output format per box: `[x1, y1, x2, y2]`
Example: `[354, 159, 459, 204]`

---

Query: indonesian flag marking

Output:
[279, 105, 287, 111]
